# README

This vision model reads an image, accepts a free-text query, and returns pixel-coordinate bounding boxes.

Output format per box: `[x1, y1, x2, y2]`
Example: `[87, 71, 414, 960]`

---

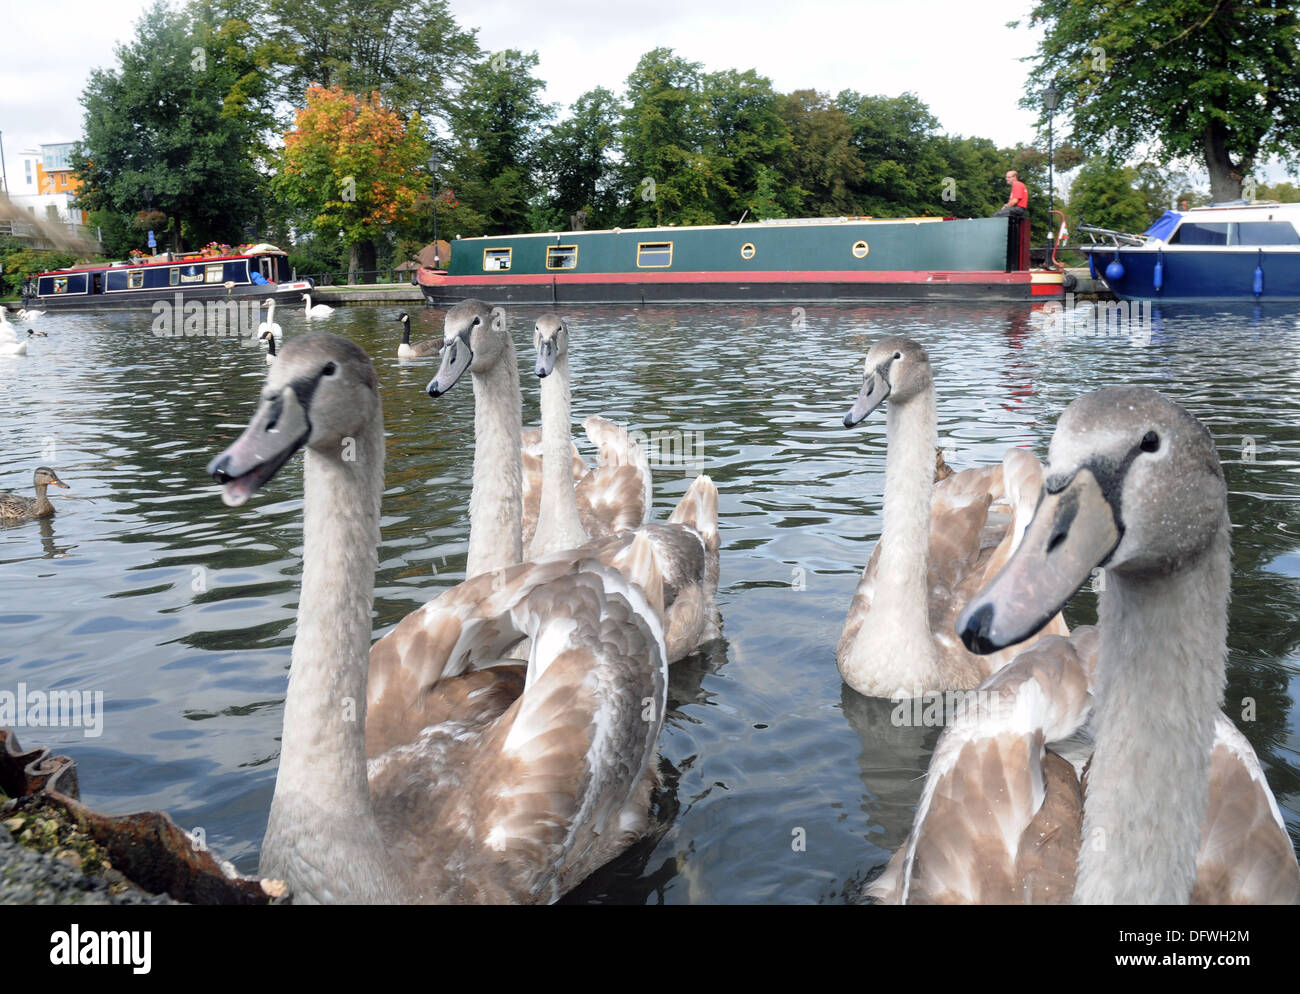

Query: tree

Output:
[836, 91, 949, 215]
[934, 134, 1005, 218]
[275, 85, 430, 280]
[1001, 142, 1085, 237]
[533, 87, 623, 231]
[620, 48, 715, 226]
[1019, 0, 1300, 202]
[699, 68, 796, 221]
[1068, 158, 1173, 232]
[265, 0, 480, 130]
[775, 90, 865, 217]
[72, 0, 278, 251]
[445, 50, 554, 236]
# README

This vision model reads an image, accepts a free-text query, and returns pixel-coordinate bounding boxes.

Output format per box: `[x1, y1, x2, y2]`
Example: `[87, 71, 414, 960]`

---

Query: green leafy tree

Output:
[533, 86, 623, 231]
[1019, 0, 1300, 202]
[1001, 142, 1085, 237]
[775, 90, 865, 217]
[1068, 158, 1173, 232]
[1257, 180, 1300, 202]
[620, 48, 715, 226]
[445, 50, 554, 235]
[836, 91, 951, 215]
[265, 0, 480, 129]
[934, 134, 1006, 218]
[700, 68, 796, 221]
[72, 0, 277, 252]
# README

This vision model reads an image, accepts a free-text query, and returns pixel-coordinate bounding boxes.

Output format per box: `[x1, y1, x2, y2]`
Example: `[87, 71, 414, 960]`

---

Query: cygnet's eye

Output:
[322, 362, 338, 377]
[1139, 431, 1159, 453]
[894, 352, 902, 360]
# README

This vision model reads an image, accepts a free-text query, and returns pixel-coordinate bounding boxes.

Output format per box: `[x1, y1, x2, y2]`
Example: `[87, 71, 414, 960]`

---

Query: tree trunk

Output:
[348, 240, 377, 285]
[1203, 122, 1248, 203]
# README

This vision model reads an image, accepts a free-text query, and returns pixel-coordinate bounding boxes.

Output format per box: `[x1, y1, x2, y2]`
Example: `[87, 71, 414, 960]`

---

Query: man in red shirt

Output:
[995, 170, 1028, 218]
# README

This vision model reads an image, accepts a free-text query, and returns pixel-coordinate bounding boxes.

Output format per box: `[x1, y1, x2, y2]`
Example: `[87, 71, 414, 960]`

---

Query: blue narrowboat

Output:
[22, 244, 313, 311]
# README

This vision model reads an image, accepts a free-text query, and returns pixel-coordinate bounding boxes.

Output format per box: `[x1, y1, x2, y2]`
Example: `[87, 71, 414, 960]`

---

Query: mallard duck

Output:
[1, 467, 70, 520]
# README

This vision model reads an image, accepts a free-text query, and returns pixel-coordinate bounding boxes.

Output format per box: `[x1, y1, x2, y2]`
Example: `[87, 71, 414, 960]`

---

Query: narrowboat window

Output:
[128, 270, 144, 289]
[53, 277, 68, 294]
[546, 245, 578, 270]
[1169, 222, 1229, 246]
[740, 242, 756, 260]
[170, 268, 180, 286]
[852, 240, 870, 258]
[637, 242, 673, 268]
[205, 264, 225, 283]
[483, 248, 512, 271]
[1234, 221, 1300, 246]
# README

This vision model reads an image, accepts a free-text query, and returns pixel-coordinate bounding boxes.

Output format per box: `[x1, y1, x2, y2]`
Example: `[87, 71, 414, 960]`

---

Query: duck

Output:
[427, 298, 720, 663]
[301, 292, 334, 319]
[257, 298, 283, 341]
[837, 336, 1068, 697]
[26, 329, 48, 339]
[524, 314, 652, 558]
[260, 327, 278, 365]
[396, 312, 440, 358]
[868, 386, 1300, 904]
[1, 467, 70, 521]
[207, 331, 668, 903]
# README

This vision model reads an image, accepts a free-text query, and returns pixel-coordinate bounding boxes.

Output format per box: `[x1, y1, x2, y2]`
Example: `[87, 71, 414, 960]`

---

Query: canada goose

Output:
[302, 293, 334, 319]
[838, 337, 1068, 697]
[257, 299, 283, 341]
[868, 387, 1300, 904]
[396, 312, 440, 358]
[1, 467, 70, 521]
[260, 328, 277, 364]
[525, 314, 652, 558]
[427, 299, 720, 663]
[207, 331, 668, 903]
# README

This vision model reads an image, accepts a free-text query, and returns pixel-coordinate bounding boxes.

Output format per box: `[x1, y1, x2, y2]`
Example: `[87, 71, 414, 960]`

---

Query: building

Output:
[3, 141, 99, 248]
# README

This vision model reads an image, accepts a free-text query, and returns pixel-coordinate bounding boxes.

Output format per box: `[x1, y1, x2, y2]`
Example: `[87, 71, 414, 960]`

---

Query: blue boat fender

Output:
[1153, 250, 1163, 292]
[1105, 255, 1125, 282]
[1253, 250, 1264, 297]
[1088, 252, 1097, 280]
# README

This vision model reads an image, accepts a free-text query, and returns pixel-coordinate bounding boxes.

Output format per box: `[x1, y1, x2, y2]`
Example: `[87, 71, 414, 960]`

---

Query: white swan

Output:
[257, 298, 283, 341]
[1, 322, 28, 357]
[869, 386, 1300, 904]
[525, 314, 653, 558]
[207, 331, 669, 903]
[427, 299, 720, 663]
[260, 328, 277, 365]
[301, 292, 334, 319]
[396, 312, 440, 358]
[16, 308, 44, 321]
[838, 336, 1068, 697]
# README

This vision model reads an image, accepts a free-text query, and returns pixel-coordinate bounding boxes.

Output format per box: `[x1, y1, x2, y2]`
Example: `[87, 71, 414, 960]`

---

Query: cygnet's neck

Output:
[467, 345, 524, 576]
[528, 352, 589, 557]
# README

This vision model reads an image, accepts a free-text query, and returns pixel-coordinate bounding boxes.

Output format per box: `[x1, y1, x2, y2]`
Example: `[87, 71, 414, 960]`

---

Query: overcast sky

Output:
[0, 0, 1289, 196]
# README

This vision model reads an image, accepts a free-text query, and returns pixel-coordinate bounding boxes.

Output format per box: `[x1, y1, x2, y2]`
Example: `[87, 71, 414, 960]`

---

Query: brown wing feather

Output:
[575, 416, 654, 538]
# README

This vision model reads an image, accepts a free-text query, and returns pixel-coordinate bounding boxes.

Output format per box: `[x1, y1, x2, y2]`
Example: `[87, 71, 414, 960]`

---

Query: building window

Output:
[637, 242, 673, 268]
[740, 242, 756, 260]
[128, 270, 144, 289]
[852, 240, 870, 258]
[546, 245, 578, 270]
[483, 248, 512, 271]
[205, 264, 225, 283]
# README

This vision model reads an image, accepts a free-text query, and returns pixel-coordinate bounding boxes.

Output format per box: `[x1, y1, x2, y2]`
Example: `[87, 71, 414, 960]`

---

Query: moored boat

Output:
[1080, 202, 1300, 301]
[21, 243, 313, 312]
[416, 216, 1064, 305]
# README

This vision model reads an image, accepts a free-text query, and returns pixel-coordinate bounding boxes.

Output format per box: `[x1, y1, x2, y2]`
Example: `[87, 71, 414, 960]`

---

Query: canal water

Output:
[1, 300, 1297, 903]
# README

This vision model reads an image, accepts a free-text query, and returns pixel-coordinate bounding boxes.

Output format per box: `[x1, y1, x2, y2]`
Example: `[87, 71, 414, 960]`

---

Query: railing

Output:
[298, 268, 420, 287]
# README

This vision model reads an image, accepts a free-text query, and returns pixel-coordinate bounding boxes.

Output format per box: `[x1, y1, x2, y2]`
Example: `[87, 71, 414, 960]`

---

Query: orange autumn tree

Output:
[277, 85, 431, 280]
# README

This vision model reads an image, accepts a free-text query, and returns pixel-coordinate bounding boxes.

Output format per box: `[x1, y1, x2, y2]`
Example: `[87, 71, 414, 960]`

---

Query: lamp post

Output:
[1041, 80, 1060, 226]
[427, 153, 439, 270]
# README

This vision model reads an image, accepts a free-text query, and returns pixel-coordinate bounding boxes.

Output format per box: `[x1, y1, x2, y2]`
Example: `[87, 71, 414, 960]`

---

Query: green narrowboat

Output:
[415, 216, 1064, 304]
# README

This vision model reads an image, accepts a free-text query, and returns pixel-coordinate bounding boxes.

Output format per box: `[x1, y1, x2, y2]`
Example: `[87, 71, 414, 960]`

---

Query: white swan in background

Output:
[525, 314, 653, 558]
[838, 336, 1068, 697]
[302, 292, 334, 319]
[869, 387, 1300, 905]
[396, 312, 440, 358]
[427, 298, 720, 663]
[207, 331, 669, 903]
[1, 324, 28, 356]
[260, 328, 278, 365]
[16, 308, 44, 321]
[257, 298, 283, 341]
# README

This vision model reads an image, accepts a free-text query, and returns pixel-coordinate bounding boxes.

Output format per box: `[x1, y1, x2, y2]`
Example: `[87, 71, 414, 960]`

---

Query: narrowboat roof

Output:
[37, 244, 288, 278]
[454, 216, 953, 242]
